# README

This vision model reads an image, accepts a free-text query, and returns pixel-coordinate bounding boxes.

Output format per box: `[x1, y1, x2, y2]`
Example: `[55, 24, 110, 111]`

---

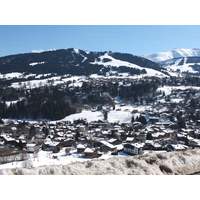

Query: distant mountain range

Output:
[0, 48, 168, 77]
[144, 48, 200, 76]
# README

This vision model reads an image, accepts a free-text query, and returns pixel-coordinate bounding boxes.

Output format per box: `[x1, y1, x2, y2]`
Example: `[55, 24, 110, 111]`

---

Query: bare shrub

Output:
[65, 147, 71, 155]
[22, 159, 33, 169]
[156, 153, 167, 160]
[145, 156, 157, 164]
[159, 165, 173, 174]
[125, 159, 138, 168]
[85, 161, 93, 168]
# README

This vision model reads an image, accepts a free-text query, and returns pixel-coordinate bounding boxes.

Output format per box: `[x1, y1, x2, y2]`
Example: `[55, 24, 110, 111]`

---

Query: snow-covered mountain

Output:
[143, 48, 200, 76]
[0, 48, 168, 77]
[144, 48, 200, 62]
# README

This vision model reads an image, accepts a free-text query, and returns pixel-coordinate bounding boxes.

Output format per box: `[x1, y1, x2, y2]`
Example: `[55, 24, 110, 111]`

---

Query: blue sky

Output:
[0, 25, 200, 57]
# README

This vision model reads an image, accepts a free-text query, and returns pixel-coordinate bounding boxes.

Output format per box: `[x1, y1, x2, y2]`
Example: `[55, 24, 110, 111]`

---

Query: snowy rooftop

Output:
[77, 144, 86, 149]
[26, 144, 36, 148]
[100, 141, 116, 149]
[84, 148, 94, 153]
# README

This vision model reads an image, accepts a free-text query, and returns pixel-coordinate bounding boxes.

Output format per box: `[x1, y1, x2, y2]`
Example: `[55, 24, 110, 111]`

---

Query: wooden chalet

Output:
[83, 147, 99, 158]
[99, 140, 117, 153]
[107, 138, 122, 145]
[166, 144, 188, 152]
[26, 143, 39, 153]
[77, 144, 87, 153]
[144, 141, 164, 151]
[1, 135, 18, 146]
[125, 137, 135, 143]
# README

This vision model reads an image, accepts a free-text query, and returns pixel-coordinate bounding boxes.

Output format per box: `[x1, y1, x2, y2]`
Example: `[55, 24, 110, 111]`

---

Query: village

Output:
[0, 75, 200, 169]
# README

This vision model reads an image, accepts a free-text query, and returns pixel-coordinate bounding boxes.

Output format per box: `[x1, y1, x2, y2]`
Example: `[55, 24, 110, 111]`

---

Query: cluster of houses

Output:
[0, 82, 200, 164]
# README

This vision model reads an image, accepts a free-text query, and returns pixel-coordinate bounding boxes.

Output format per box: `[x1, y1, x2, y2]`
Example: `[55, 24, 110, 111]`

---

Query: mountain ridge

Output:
[143, 48, 200, 76]
[143, 48, 200, 62]
[0, 48, 167, 77]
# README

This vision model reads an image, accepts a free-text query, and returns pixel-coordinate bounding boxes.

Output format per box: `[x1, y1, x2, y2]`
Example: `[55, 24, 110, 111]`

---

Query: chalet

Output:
[125, 137, 135, 143]
[77, 144, 87, 153]
[107, 138, 122, 145]
[166, 144, 188, 152]
[193, 130, 200, 139]
[16, 139, 27, 150]
[1, 135, 18, 146]
[83, 147, 99, 158]
[48, 141, 62, 148]
[152, 132, 166, 139]
[123, 143, 144, 155]
[144, 140, 163, 151]
[42, 140, 62, 152]
[187, 137, 200, 147]
[176, 133, 187, 143]
[132, 122, 143, 131]
[26, 143, 39, 153]
[99, 140, 117, 153]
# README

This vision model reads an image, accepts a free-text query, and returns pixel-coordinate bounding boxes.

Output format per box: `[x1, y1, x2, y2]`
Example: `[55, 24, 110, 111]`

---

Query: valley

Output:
[0, 48, 200, 174]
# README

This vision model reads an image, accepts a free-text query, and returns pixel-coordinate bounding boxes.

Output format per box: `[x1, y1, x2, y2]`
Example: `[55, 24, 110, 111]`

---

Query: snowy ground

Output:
[157, 85, 200, 95]
[1, 148, 200, 175]
[10, 75, 85, 89]
[0, 148, 127, 170]
[62, 104, 153, 124]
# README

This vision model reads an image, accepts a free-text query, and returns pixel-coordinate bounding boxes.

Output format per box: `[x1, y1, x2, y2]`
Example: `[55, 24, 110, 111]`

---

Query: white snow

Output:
[164, 57, 200, 74]
[31, 50, 45, 53]
[29, 62, 46, 66]
[0, 72, 23, 79]
[63, 110, 104, 123]
[144, 48, 200, 62]
[157, 85, 200, 96]
[91, 53, 167, 77]
[84, 148, 94, 153]
[31, 49, 56, 53]
[107, 111, 132, 123]
[62, 103, 154, 124]
[10, 75, 85, 89]
[4, 100, 18, 106]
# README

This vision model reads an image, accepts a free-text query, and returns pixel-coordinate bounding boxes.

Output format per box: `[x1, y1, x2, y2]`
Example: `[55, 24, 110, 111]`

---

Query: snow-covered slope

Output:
[91, 53, 167, 77]
[144, 48, 200, 62]
[0, 48, 168, 79]
[143, 48, 200, 75]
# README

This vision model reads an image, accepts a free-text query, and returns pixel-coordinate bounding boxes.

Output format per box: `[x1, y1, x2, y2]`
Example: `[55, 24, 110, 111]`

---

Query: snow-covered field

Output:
[62, 104, 153, 124]
[10, 75, 85, 89]
[0, 147, 127, 171]
[157, 85, 200, 95]
[91, 53, 168, 77]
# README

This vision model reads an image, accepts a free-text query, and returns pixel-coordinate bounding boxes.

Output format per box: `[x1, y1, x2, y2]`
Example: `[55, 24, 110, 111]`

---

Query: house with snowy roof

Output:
[166, 144, 188, 152]
[144, 140, 164, 151]
[125, 137, 135, 143]
[123, 143, 144, 155]
[99, 140, 117, 153]
[77, 143, 87, 153]
[83, 147, 99, 158]
[107, 138, 122, 145]
[26, 143, 39, 153]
